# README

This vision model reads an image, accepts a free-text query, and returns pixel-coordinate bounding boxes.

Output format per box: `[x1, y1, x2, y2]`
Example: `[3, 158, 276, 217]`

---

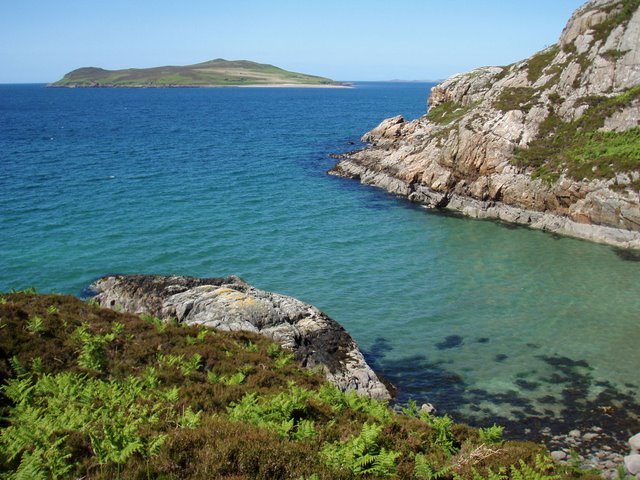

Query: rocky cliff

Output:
[89, 274, 390, 399]
[331, 0, 640, 248]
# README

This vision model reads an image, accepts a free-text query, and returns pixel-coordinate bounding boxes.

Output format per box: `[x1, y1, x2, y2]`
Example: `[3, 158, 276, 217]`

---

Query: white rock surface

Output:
[625, 454, 640, 475]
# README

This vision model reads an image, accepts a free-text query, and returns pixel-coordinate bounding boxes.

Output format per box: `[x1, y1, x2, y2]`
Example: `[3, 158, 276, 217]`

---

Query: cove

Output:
[1, 83, 638, 443]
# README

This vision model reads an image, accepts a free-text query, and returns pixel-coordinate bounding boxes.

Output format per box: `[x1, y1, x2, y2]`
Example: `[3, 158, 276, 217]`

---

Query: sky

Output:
[0, 0, 587, 83]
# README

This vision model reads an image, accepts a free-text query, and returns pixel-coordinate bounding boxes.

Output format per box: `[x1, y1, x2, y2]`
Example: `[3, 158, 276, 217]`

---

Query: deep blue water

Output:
[1, 83, 639, 437]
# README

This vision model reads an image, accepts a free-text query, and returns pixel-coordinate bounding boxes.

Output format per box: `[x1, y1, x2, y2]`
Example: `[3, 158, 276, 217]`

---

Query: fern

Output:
[85, 298, 100, 309]
[415, 453, 454, 479]
[186, 328, 209, 345]
[322, 423, 400, 476]
[0, 371, 191, 477]
[208, 369, 247, 385]
[275, 351, 296, 368]
[265, 343, 296, 368]
[478, 424, 504, 445]
[26, 315, 45, 334]
[227, 383, 317, 440]
[292, 418, 317, 441]
[72, 322, 123, 372]
[157, 353, 202, 376]
[140, 313, 167, 332]
[510, 455, 559, 480]
[420, 412, 458, 456]
[267, 342, 281, 358]
[178, 407, 202, 429]
[11, 286, 38, 294]
[402, 399, 420, 417]
[30, 356, 44, 374]
[316, 383, 392, 422]
[9, 355, 28, 376]
[46, 305, 60, 315]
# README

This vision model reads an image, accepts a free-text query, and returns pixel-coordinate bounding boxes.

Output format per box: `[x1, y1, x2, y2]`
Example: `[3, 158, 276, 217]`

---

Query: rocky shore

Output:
[330, 0, 640, 249]
[89, 274, 390, 399]
[543, 429, 640, 479]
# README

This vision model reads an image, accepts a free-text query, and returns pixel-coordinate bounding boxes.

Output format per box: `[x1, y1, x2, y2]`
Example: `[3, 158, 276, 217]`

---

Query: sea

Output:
[1, 83, 639, 440]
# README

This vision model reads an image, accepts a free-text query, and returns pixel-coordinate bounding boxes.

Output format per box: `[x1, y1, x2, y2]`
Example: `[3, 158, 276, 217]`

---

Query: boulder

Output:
[625, 454, 640, 475]
[89, 274, 391, 399]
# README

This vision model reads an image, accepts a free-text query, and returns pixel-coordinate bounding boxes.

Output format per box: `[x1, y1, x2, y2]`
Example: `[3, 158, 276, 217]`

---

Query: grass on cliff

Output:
[426, 102, 473, 125]
[527, 46, 560, 84]
[589, 0, 640, 44]
[515, 85, 640, 187]
[0, 291, 601, 479]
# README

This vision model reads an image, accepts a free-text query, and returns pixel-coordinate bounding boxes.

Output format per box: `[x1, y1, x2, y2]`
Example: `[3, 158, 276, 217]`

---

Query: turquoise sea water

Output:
[1, 83, 639, 438]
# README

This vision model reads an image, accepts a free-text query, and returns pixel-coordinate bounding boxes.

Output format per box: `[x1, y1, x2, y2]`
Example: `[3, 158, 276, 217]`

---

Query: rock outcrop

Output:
[330, 0, 640, 249]
[89, 274, 390, 399]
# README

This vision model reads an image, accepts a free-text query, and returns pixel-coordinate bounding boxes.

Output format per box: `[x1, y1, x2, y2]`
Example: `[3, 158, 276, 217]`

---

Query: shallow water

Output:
[1, 83, 639, 437]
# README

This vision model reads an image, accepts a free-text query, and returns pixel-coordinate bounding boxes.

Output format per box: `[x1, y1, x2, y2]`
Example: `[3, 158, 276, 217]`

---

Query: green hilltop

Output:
[50, 58, 342, 87]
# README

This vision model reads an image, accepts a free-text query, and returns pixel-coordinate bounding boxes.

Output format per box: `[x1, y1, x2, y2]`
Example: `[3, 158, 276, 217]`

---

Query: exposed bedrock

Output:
[89, 274, 391, 399]
[330, 0, 640, 249]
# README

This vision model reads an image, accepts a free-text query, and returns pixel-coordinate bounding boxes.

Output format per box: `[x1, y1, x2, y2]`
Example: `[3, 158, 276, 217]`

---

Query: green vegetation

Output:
[427, 102, 473, 124]
[590, 0, 640, 44]
[527, 46, 560, 84]
[493, 87, 538, 114]
[50, 58, 342, 87]
[602, 49, 630, 61]
[0, 292, 601, 479]
[515, 85, 640, 186]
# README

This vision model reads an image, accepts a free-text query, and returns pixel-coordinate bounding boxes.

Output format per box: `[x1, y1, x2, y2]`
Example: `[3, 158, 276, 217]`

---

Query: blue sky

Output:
[1, 0, 586, 83]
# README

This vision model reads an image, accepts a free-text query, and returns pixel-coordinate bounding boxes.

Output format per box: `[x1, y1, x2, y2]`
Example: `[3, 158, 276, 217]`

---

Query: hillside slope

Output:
[51, 58, 342, 87]
[331, 0, 640, 248]
[1, 291, 593, 479]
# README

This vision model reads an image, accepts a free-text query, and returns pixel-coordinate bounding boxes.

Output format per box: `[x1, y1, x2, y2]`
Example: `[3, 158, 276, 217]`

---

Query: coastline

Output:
[48, 82, 352, 89]
[329, 157, 640, 250]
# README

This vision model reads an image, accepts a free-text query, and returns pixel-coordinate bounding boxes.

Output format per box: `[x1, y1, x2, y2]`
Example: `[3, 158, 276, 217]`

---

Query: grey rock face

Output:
[90, 274, 391, 399]
[625, 454, 640, 475]
[330, 0, 640, 249]
[631, 432, 640, 452]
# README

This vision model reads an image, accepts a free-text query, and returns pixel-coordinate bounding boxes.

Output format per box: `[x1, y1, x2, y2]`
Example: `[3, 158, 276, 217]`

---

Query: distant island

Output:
[50, 58, 346, 88]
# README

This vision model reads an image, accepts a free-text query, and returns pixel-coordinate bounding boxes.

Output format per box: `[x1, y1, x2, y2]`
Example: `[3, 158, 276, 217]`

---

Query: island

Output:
[49, 58, 346, 88]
